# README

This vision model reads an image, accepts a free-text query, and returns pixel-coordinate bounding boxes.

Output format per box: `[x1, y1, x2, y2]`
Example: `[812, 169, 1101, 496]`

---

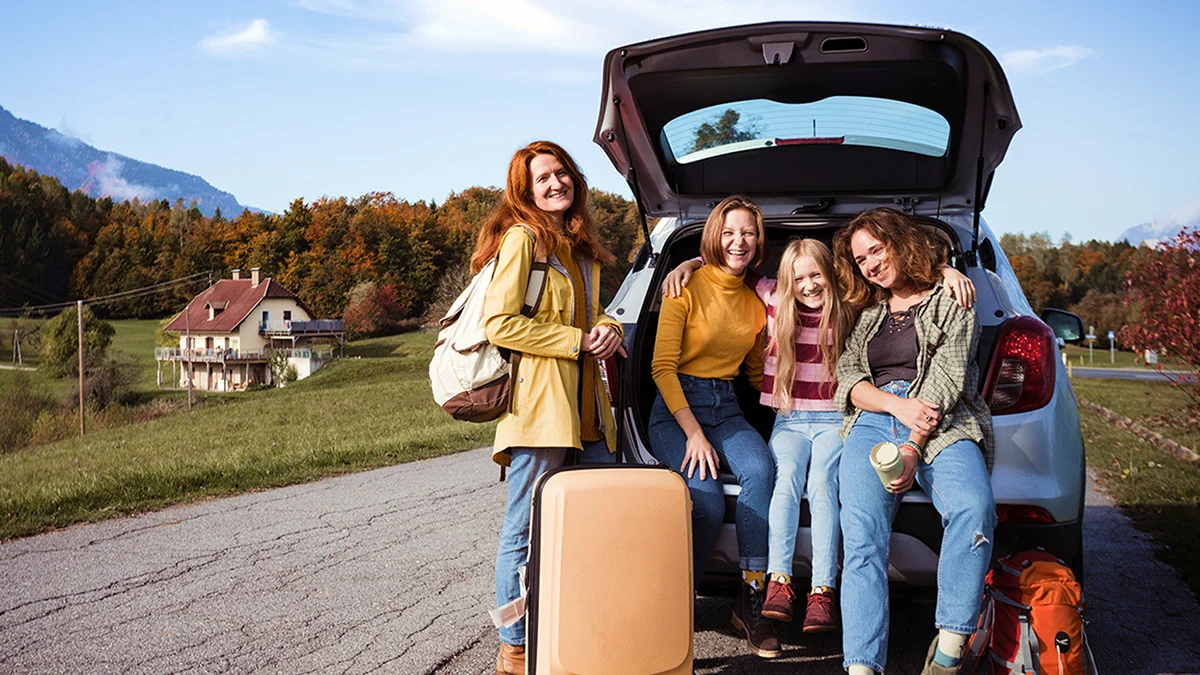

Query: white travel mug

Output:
[870, 441, 904, 488]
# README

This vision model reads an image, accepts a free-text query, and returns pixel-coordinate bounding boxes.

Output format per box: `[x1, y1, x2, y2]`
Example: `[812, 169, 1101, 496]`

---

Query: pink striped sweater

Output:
[754, 276, 838, 412]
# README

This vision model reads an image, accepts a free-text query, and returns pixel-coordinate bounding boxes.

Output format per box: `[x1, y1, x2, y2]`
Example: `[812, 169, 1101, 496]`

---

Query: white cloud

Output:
[93, 156, 156, 202]
[200, 19, 276, 55]
[1002, 45, 1097, 73]
[295, 0, 856, 59]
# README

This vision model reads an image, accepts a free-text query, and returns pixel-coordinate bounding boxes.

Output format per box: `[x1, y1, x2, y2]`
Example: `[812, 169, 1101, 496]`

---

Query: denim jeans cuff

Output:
[499, 631, 525, 646]
[843, 659, 885, 673]
[935, 622, 979, 635]
[740, 556, 769, 572]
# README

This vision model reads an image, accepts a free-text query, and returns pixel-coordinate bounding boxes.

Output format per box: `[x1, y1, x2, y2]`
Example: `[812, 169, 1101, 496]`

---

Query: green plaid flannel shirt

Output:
[835, 285, 994, 471]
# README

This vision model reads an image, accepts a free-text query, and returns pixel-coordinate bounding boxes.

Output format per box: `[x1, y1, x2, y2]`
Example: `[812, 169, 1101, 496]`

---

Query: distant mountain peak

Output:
[0, 104, 260, 217]
[1118, 204, 1200, 246]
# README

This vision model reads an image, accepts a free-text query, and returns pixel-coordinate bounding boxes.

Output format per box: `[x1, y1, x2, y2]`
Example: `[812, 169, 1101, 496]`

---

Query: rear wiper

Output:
[792, 198, 834, 214]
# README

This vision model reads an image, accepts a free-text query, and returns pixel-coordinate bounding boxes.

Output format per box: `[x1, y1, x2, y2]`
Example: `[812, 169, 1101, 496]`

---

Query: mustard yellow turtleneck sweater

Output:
[651, 264, 767, 414]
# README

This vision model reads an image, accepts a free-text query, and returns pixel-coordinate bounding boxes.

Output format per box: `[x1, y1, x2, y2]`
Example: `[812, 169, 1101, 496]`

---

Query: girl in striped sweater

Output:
[664, 235, 974, 634]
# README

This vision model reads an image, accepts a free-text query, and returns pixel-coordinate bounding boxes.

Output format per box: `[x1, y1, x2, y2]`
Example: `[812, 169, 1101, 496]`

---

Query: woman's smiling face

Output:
[850, 228, 900, 289]
[719, 208, 759, 274]
[792, 254, 826, 310]
[529, 153, 574, 218]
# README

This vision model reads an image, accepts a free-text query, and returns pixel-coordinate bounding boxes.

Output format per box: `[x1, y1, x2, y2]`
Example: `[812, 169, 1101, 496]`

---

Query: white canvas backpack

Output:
[430, 230, 547, 422]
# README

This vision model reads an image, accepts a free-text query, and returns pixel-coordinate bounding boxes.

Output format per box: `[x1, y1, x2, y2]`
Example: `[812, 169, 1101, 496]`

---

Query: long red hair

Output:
[471, 141, 613, 272]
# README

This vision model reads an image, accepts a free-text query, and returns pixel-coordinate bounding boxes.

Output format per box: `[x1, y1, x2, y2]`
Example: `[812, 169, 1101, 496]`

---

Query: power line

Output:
[0, 271, 215, 317]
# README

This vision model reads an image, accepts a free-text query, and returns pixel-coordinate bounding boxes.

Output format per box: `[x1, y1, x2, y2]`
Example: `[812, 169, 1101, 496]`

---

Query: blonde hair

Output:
[769, 238, 854, 410]
[699, 195, 766, 269]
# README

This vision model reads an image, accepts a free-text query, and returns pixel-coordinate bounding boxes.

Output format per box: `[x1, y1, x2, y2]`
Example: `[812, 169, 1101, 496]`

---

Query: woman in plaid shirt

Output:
[832, 208, 995, 675]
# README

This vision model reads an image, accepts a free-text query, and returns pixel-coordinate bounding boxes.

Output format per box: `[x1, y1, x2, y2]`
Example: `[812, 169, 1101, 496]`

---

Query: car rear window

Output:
[662, 96, 951, 164]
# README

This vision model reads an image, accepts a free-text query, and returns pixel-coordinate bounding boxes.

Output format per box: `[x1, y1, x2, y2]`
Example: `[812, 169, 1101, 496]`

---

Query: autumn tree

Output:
[693, 109, 759, 152]
[1119, 228, 1200, 407]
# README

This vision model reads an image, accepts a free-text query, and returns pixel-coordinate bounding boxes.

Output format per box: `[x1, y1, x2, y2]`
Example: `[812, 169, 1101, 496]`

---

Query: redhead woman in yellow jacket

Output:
[475, 140, 624, 675]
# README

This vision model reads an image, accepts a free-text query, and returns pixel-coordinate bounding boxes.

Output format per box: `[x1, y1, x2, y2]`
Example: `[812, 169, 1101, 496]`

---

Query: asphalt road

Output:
[2, 448, 1198, 674]
[1073, 366, 1197, 383]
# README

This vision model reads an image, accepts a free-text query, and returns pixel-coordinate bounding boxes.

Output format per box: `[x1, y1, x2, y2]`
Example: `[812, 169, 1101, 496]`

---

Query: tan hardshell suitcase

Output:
[526, 464, 694, 675]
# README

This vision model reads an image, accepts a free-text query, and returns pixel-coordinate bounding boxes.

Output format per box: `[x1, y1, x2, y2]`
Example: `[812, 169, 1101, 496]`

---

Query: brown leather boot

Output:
[731, 582, 783, 658]
[496, 642, 526, 675]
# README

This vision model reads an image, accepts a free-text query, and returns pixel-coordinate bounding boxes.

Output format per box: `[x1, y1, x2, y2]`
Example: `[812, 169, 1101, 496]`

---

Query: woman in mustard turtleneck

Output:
[648, 195, 778, 659]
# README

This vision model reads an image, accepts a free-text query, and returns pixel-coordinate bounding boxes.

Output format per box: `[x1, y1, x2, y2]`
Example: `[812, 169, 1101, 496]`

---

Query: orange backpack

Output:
[962, 550, 1098, 675]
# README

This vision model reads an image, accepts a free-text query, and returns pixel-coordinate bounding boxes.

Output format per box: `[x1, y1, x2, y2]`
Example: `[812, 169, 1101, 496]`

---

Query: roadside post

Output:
[1085, 325, 1097, 365]
[1108, 330, 1115, 364]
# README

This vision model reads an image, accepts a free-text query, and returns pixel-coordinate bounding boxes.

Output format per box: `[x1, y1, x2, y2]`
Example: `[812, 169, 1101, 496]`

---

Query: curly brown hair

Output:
[833, 207, 940, 309]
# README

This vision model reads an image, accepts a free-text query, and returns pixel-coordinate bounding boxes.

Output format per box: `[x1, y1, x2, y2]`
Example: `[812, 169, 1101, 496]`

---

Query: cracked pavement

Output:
[1, 449, 1198, 674]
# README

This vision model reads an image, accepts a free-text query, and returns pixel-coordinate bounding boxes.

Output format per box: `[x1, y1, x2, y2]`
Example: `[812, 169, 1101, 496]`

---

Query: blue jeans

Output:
[767, 409, 844, 587]
[495, 440, 615, 646]
[648, 375, 774, 578]
[839, 380, 996, 673]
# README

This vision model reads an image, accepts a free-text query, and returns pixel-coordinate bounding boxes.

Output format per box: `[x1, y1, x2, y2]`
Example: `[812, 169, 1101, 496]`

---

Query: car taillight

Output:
[996, 504, 1056, 525]
[600, 355, 620, 404]
[982, 316, 1056, 415]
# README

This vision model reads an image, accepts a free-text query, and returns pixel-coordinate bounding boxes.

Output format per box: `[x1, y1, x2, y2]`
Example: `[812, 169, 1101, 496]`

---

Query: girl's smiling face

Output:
[719, 208, 759, 274]
[792, 254, 827, 310]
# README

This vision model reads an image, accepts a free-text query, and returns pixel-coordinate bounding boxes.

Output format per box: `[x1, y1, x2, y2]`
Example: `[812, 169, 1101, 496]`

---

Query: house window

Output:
[225, 337, 230, 349]
[262, 310, 270, 330]
[283, 310, 292, 322]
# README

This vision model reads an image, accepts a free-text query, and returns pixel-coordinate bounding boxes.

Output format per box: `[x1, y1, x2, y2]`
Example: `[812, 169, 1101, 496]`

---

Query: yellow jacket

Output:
[483, 226, 624, 465]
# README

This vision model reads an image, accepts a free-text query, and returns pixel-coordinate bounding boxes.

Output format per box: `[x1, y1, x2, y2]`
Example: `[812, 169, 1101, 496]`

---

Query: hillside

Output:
[0, 104, 256, 217]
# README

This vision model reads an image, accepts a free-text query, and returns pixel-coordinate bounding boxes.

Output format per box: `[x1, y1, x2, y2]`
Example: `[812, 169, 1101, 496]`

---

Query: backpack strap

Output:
[960, 592, 995, 674]
[506, 228, 550, 415]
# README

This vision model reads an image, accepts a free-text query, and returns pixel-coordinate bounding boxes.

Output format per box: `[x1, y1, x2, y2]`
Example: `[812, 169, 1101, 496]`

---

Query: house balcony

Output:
[259, 319, 345, 337]
[155, 347, 336, 363]
[155, 348, 270, 363]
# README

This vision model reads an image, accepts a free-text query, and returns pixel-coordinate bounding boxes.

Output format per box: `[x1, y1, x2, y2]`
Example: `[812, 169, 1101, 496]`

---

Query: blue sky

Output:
[2, 0, 1197, 241]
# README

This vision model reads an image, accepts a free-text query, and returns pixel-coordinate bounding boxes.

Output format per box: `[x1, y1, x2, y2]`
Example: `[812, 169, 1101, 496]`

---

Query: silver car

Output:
[592, 22, 1087, 588]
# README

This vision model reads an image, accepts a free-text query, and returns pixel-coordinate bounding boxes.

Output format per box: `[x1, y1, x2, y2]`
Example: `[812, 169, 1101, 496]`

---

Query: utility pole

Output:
[186, 303, 192, 411]
[77, 301, 85, 436]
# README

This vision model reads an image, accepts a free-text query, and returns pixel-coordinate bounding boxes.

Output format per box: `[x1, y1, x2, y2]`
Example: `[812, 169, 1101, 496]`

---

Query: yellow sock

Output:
[742, 569, 765, 589]
[811, 585, 833, 595]
[771, 572, 791, 585]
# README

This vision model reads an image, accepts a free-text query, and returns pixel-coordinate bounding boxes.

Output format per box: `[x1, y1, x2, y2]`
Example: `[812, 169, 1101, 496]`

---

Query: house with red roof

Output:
[155, 268, 344, 391]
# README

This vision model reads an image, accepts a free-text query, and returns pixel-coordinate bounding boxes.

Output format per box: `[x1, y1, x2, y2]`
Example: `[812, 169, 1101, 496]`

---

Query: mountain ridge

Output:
[0, 104, 259, 217]
[1117, 206, 1200, 246]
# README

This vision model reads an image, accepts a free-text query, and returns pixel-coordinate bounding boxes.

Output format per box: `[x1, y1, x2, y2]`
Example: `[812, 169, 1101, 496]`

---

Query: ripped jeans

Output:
[839, 380, 996, 673]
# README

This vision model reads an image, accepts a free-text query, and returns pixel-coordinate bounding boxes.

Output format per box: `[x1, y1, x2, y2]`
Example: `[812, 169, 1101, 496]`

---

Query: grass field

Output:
[1074, 378, 1200, 598]
[1062, 343, 1187, 370]
[0, 328, 495, 540]
[1072, 378, 1199, 451]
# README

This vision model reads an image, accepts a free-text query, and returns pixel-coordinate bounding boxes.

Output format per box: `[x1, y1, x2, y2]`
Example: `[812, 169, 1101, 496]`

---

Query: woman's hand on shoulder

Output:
[661, 259, 702, 298]
[682, 429, 720, 481]
[940, 265, 976, 309]
[887, 396, 941, 434]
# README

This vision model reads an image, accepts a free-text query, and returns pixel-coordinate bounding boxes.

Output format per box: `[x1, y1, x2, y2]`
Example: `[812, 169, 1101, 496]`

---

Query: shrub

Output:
[422, 264, 474, 326]
[0, 374, 57, 452]
[343, 281, 411, 339]
[1120, 228, 1200, 408]
[40, 306, 115, 378]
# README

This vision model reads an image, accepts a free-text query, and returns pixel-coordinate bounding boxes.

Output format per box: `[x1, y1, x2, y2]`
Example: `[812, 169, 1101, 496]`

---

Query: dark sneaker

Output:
[731, 582, 783, 658]
[495, 642, 525, 675]
[802, 588, 839, 633]
[920, 635, 958, 675]
[761, 578, 796, 622]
